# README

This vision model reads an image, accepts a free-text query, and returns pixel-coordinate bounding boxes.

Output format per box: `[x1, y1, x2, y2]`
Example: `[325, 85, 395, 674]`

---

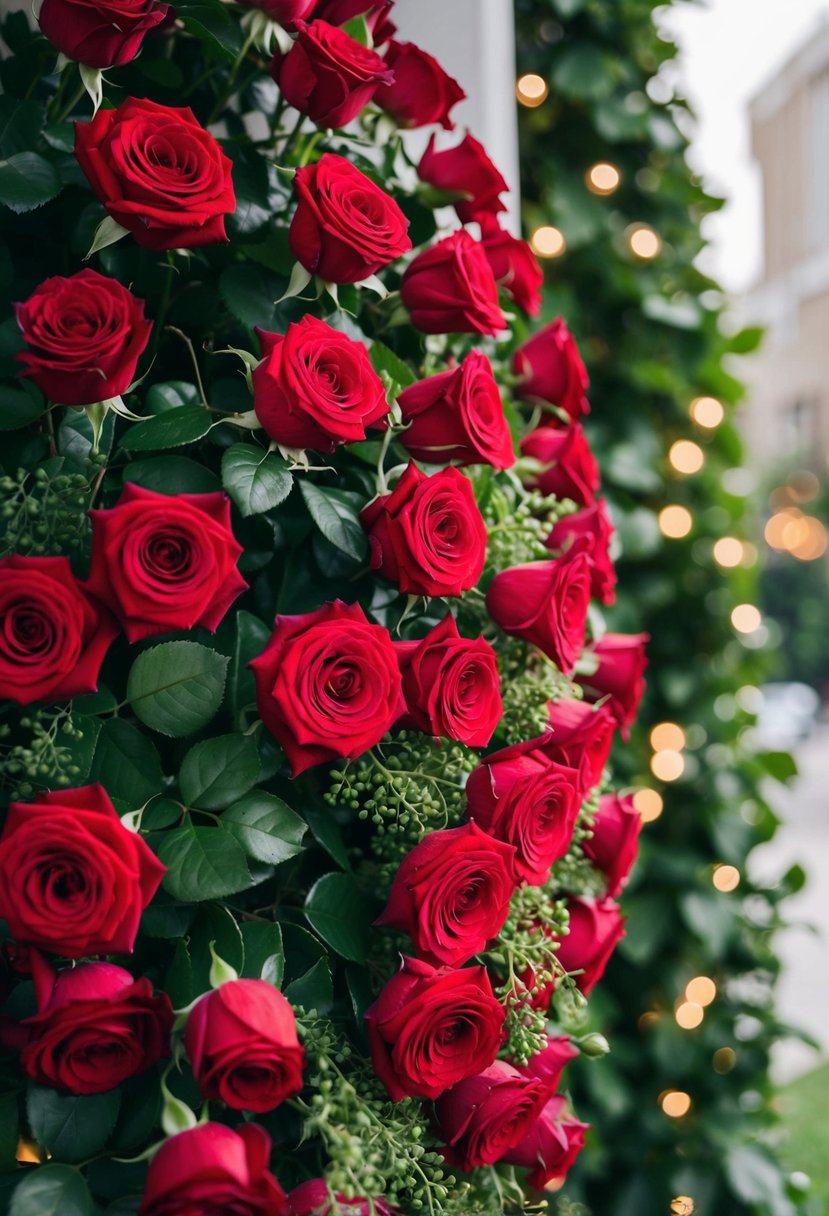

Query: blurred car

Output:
[750, 682, 821, 749]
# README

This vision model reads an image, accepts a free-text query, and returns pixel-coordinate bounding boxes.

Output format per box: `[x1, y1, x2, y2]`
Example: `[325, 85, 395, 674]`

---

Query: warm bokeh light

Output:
[713, 864, 740, 892]
[531, 225, 566, 258]
[661, 1090, 692, 1118]
[633, 788, 664, 822]
[675, 1001, 704, 1029]
[658, 505, 693, 538]
[516, 73, 549, 107]
[713, 537, 744, 568]
[671, 1199, 696, 1216]
[586, 161, 621, 195]
[731, 604, 761, 634]
[764, 509, 827, 560]
[690, 396, 724, 428]
[650, 722, 686, 751]
[650, 749, 685, 782]
[669, 439, 704, 474]
[686, 976, 717, 1006]
[787, 469, 820, 501]
[627, 224, 661, 258]
[638, 1010, 660, 1030]
[16, 1139, 42, 1164]
[712, 1047, 737, 1073]
[543, 1177, 566, 1194]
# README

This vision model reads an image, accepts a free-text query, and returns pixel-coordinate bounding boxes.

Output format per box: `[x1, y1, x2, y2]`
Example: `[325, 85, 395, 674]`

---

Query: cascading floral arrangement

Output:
[0, 2, 650, 1213]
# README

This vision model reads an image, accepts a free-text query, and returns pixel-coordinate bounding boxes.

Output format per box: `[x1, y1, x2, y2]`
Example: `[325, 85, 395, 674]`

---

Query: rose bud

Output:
[577, 632, 649, 737]
[583, 792, 642, 897]
[502, 1095, 588, 1188]
[418, 132, 508, 224]
[544, 699, 616, 793]
[480, 217, 544, 317]
[394, 614, 502, 747]
[485, 548, 592, 674]
[376, 822, 516, 967]
[365, 956, 505, 1101]
[513, 317, 590, 420]
[0, 783, 165, 958]
[74, 98, 236, 251]
[287, 1180, 399, 1216]
[436, 1061, 549, 1170]
[556, 896, 625, 994]
[290, 153, 411, 284]
[253, 317, 388, 451]
[521, 422, 600, 508]
[271, 20, 394, 130]
[361, 462, 487, 598]
[314, 0, 395, 43]
[466, 743, 582, 886]
[85, 484, 246, 644]
[397, 351, 515, 470]
[19, 962, 172, 1094]
[184, 980, 304, 1113]
[138, 1123, 287, 1216]
[401, 230, 506, 336]
[0, 555, 117, 706]
[39, 0, 169, 68]
[517, 1035, 579, 1094]
[250, 600, 401, 777]
[547, 499, 616, 605]
[240, 0, 317, 25]
[378, 40, 465, 129]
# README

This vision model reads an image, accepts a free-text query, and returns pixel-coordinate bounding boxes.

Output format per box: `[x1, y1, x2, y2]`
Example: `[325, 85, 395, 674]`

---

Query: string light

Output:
[586, 162, 621, 195]
[668, 440, 704, 474]
[633, 788, 664, 822]
[530, 225, 566, 258]
[686, 976, 716, 1006]
[731, 604, 761, 634]
[671, 1199, 695, 1216]
[713, 864, 740, 892]
[650, 722, 685, 751]
[627, 224, 661, 258]
[638, 1010, 660, 1029]
[650, 749, 684, 782]
[713, 537, 744, 568]
[764, 509, 828, 560]
[690, 396, 724, 428]
[516, 73, 549, 107]
[660, 1090, 692, 1117]
[658, 505, 693, 538]
[712, 1047, 737, 1073]
[675, 1001, 704, 1029]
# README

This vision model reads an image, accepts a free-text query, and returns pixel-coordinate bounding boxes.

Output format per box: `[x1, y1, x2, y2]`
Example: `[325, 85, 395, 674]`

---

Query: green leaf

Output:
[299, 480, 367, 562]
[240, 921, 284, 987]
[222, 444, 293, 517]
[304, 872, 372, 963]
[0, 1092, 18, 1169]
[727, 325, 764, 355]
[223, 792, 306, 865]
[0, 98, 45, 157]
[342, 14, 371, 45]
[145, 381, 201, 415]
[175, 0, 243, 59]
[0, 152, 61, 214]
[370, 339, 416, 390]
[219, 263, 281, 330]
[179, 733, 260, 809]
[0, 383, 43, 431]
[756, 750, 798, 783]
[551, 44, 619, 100]
[26, 1086, 121, 1164]
[189, 903, 245, 993]
[163, 938, 193, 1007]
[303, 803, 351, 871]
[120, 405, 216, 451]
[158, 821, 251, 902]
[90, 718, 163, 804]
[127, 641, 229, 738]
[228, 611, 271, 719]
[124, 455, 221, 495]
[10, 1165, 93, 1216]
[284, 956, 333, 1014]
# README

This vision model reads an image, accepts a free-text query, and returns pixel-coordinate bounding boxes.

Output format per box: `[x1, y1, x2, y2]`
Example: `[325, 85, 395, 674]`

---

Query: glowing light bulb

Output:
[516, 73, 549, 107]
[650, 722, 685, 751]
[586, 162, 621, 195]
[690, 396, 724, 428]
[627, 224, 661, 259]
[669, 440, 704, 474]
[661, 1090, 692, 1117]
[531, 225, 566, 258]
[685, 976, 716, 1006]
[659, 505, 693, 538]
[650, 749, 684, 782]
[675, 1001, 704, 1029]
[713, 864, 740, 892]
[731, 604, 761, 634]
[671, 1199, 696, 1216]
[633, 788, 663, 822]
[713, 537, 744, 568]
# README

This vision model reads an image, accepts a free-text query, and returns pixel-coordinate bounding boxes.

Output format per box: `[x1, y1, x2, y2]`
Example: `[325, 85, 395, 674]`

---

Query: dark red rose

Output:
[397, 351, 514, 470]
[486, 548, 592, 674]
[253, 317, 388, 450]
[377, 822, 515, 967]
[75, 98, 235, 252]
[436, 1061, 549, 1170]
[465, 743, 582, 886]
[479, 218, 543, 317]
[0, 555, 117, 706]
[583, 793, 642, 897]
[19, 962, 172, 1094]
[250, 600, 401, 776]
[547, 499, 616, 605]
[361, 462, 487, 598]
[313, 0, 395, 43]
[394, 614, 502, 747]
[556, 896, 625, 994]
[418, 133, 508, 224]
[241, 0, 317, 24]
[290, 153, 411, 284]
[138, 1122, 286, 1216]
[39, 0, 169, 67]
[365, 955, 505, 1101]
[185, 980, 304, 1113]
[517, 1035, 578, 1094]
[577, 632, 649, 737]
[544, 699, 616, 792]
[401, 230, 506, 336]
[513, 318, 590, 420]
[0, 784, 165, 957]
[502, 1095, 588, 1189]
[521, 422, 600, 508]
[15, 269, 151, 407]
[271, 20, 393, 130]
[287, 1181, 398, 1216]
[378, 40, 465, 129]
[86, 484, 246, 644]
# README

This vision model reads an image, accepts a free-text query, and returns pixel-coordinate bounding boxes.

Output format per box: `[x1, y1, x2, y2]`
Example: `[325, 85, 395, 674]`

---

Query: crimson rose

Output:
[486, 548, 592, 674]
[379, 41, 465, 129]
[365, 956, 505, 1101]
[556, 896, 625, 994]
[418, 132, 508, 224]
[39, 0, 169, 67]
[271, 20, 393, 130]
[75, 98, 235, 251]
[314, 0, 394, 42]
[502, 1096, 588, 1189]
[401, 230, 506, 336]
[290, 153, 411, 283]
[547, 499, 616, 605]
[513, 318, 590, 420]
[480, 218, 543, 316]
[241, 0, 316, 23]
[287, 1181, 398, 1216]
[250, 600, 401, 776]
[545, 699, 616, 792]
[0, 784, 165, 957]
[436, 1061, 549, 1170]
[577, 632, 649, 737]
[15, 269, 151, 406]
[583, 792, 642, 897]
[397, 350, 515, 469]
[521, 422, 600, 508]
[361, 462, 487, 598]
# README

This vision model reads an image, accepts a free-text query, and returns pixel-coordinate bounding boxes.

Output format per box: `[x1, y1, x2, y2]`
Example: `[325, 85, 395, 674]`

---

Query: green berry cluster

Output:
[0, 466, 91, 557]
[483, 486, 576, 571]
[0, 706, 86, 799]
[497, 645, 579, 744]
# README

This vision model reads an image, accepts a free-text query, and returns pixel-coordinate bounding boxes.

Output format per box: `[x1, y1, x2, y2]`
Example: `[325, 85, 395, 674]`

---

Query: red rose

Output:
[184, 979, 304, 1113]
[0, 783, 165, 957]
[556, 896, 625, 994]
[138, 1123, 286, 1216]
[397, 351, 515, 470]
[313, 0, 395, 42]
[361, 462, 487, 598]
[547, 499, 616, 605]
[271, 20, 393, 130]
[577, 632, 649, 737]
[436, 1061, 549, 1170]
[379, 40, 464, 129]
[290, 153, 411, 284]
[521, 422, 600, 508]
[74, 98, 236, 252]
[85, 483, 246, 643]
[241, 0, 316, 23]
[545, 699, 616, 792]
[287, 1181, 398, 1216]
[39, 0, 169, 67]
[0, 555, 117, 706]
[417, 133, 508, 224]
[365, 955, 505, 1100]
[250, 601, 401, 776]
[583, 793, 642, 897]
[19, 962, 172, 1094]
[517, 1035, 578, 1093]
[465, 743, 582, 886]
[513, 318, 590, 420]
[485, 549, 592, 674]
[480, 218, 543, 317]
[502, 1095, 588, 1189]
[401, 230, 506, 336]
[15, 269, 151, 407]
[376, 822, 515, 967]
[394, 614, 502, 747]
